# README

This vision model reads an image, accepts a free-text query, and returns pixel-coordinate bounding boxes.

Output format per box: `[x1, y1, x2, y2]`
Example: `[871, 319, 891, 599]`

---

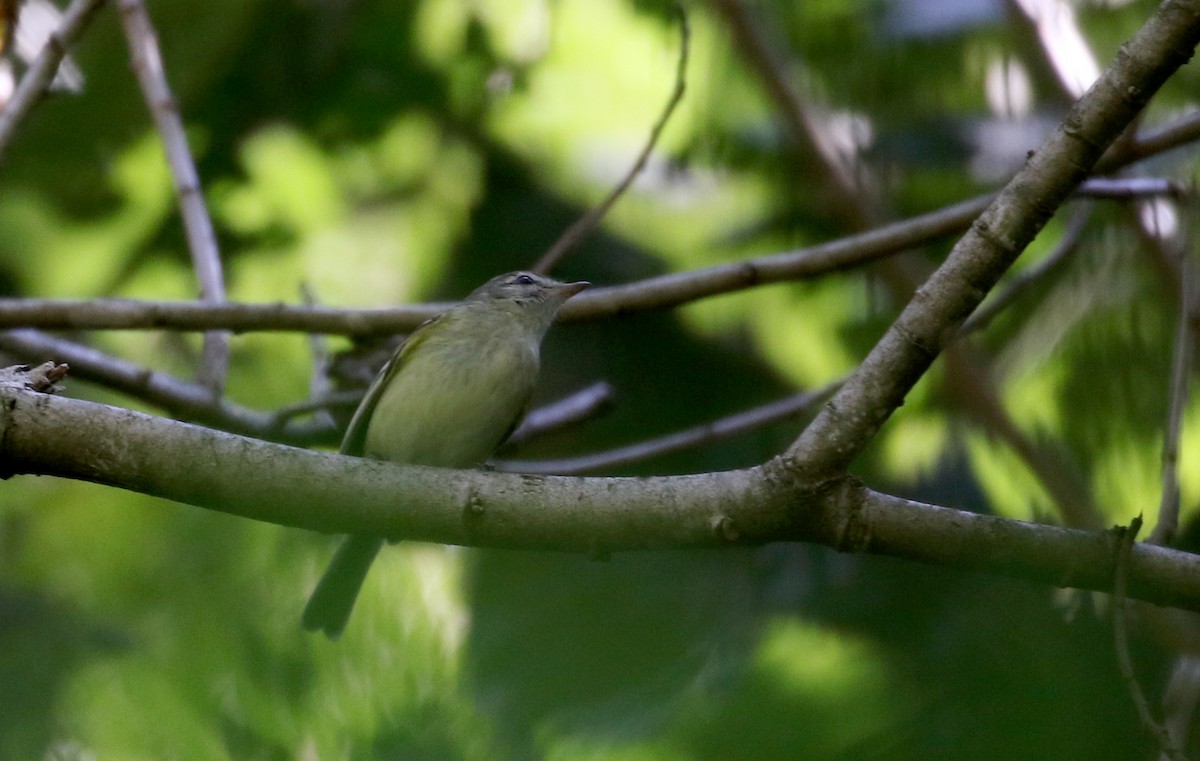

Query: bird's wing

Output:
[339, 313, 443, 456]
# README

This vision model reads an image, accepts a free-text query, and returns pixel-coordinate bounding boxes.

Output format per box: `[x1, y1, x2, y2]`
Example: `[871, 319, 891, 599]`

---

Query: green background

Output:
[2, 0, 1198, 758]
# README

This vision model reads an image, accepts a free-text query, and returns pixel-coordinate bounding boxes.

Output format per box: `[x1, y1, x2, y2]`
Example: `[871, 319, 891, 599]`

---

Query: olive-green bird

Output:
[302, 271, 588, 638]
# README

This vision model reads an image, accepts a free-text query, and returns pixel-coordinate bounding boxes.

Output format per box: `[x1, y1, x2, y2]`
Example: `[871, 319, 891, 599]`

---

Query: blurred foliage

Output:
[0, 0, 1198, 758]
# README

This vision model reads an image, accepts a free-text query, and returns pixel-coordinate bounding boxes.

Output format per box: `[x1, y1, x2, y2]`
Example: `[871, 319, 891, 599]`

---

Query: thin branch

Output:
[500, 380, 838, 475]
[1161, 657, 1200, 760]
[709, 0, 877, 226]
[117, 0, 230, 395]
[1076, 177, 1186, 199]
[1151, 243, 1195, 545]
[0, 328, 325, 443]
[1113, 517, 1188, 760]
[297, 282, 337, 432]
[1115, 110, 1200, 168]
[532, 3, 690, 274]
[0, 0, 105, 163]
[0, 149, 1191, 340]
[269, 382, 614, 446]
[0, 193, 990, 332]
[0, 326, 610, 448]
[269, 390, 360, 427]
[504, 382, 615, 448]
[0, 98, 1196, 337]
[1008, 0, 1100, 101]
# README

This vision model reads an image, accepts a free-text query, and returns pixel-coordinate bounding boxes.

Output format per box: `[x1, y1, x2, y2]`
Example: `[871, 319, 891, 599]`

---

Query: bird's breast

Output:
[362, 335, 540, 467]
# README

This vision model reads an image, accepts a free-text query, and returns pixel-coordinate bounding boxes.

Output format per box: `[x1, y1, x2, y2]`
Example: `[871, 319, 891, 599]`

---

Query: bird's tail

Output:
[302, 534, 383, 638]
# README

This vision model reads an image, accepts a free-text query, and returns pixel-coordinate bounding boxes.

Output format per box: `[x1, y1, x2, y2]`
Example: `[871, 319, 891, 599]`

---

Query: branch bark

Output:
[6, 382, 1200, 614]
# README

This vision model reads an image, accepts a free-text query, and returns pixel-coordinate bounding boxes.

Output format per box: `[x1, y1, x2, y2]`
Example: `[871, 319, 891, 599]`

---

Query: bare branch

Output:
[532, 3, 689, 274]
[1151, 244, 1195, 545]
[0, 0, 105, 162]
[501, 380, 838, 475]
[10, 382, 1200, 618]
[0, 297, 435, 335]
[1009, 0, 1100, 101]
[1112, 517, 1188, 760]
[117, 0, 230, 395]
[709, 0, 877, 225]
[268, 390, 360, 427]
[0, 328, 326, 442]
[504, 382, 615, 448]
[1115, 110, 1200, 168]
[0, 98, 1198, 337]
[1076, 177, 1186, 199]
[296, 282, 338, 432]
[1162, 658, 1200, 760]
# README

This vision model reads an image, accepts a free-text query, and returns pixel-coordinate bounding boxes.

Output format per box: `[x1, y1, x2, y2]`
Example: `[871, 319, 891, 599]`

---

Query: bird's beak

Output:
[560, 281, 590, 298]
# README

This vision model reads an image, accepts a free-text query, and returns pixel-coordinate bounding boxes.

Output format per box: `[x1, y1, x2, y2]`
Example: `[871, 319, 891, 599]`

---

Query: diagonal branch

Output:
[784, 0, 1200, 482]
[0, 0, 105, 162]
[117, 0, 230, 395]
[500, 380, 837, 475]
[532, 2, 690, 274]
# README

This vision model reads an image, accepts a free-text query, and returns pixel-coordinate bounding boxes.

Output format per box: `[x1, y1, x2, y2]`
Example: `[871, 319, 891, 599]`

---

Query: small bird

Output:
[302, 271, 589, 638]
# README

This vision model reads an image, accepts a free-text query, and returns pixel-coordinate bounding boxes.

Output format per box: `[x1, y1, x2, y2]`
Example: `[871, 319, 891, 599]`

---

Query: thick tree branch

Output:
[7, 382, 1200, 614]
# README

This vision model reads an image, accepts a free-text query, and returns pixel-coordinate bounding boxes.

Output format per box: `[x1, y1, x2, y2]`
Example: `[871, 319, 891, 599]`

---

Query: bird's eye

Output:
[514, 274, 535, 285]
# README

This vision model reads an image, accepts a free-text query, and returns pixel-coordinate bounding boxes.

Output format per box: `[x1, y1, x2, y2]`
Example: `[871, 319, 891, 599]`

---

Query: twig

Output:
[0, 323, 613, 449]
[0, 0, 105, 163]
[0, 328, 327, 443]
[1076, 178, 1186, 200]
[1161, 657, 1200, 761]
[0, 360, 68, 391]
[269, 390, 361, 427]
[532, 3, 690, 274]
[1113, 516, 1187, 760]
[505, 382, 615, 447]
[297, 282, 337, 432]
[1113, 110, 1200, 169]
[0, 193, 986, 331]
[500, 380, 838, 475]
[117, 0, 230, 396]
[710, 0, 877, 226]
[1151, 234, 1195, 545]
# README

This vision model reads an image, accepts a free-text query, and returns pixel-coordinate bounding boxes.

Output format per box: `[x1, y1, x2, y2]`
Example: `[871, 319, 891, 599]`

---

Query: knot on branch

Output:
[831, 477, 870, 553]
[0, 361, 69, 393]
